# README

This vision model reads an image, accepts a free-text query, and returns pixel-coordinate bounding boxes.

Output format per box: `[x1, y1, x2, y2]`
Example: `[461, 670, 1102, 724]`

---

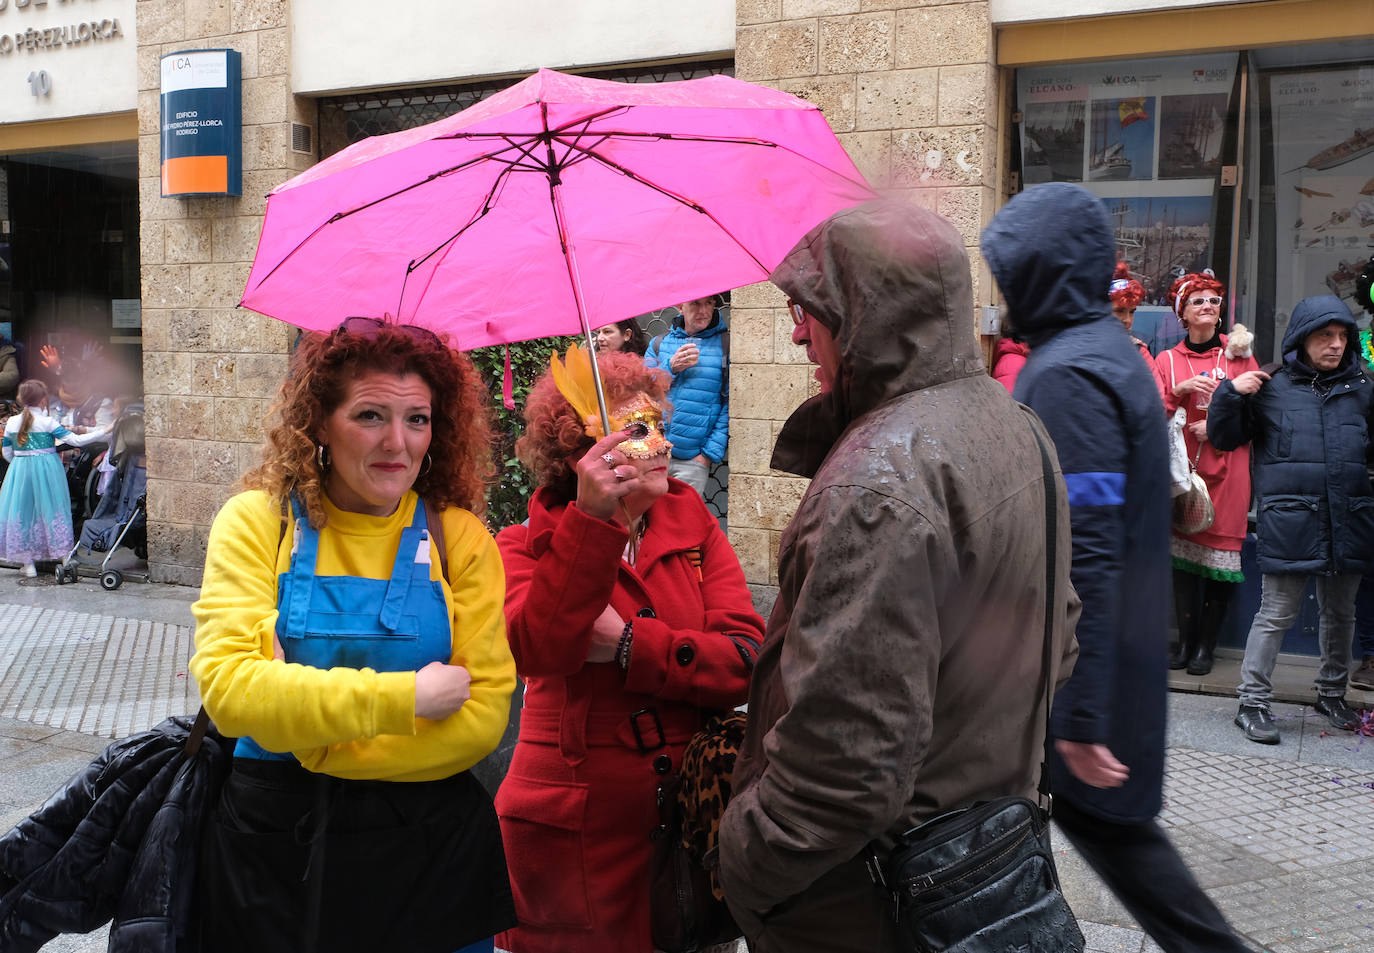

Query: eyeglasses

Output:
[336, 316, 444, 347]
[786, 299, 806, 326]
[1187, 297, 1223, 308]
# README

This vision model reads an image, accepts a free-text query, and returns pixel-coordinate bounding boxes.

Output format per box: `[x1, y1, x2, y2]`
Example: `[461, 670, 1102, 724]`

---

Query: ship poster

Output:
[1269, 62, 1374, 320]
[1158, 93, 1227, 179]
[1022, 99, 1086, 184]
[1090, 97, 1156, 181]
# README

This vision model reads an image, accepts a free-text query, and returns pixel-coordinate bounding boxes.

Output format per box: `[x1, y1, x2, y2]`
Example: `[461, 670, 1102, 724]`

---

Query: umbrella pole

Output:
[550, 182, 612, 434]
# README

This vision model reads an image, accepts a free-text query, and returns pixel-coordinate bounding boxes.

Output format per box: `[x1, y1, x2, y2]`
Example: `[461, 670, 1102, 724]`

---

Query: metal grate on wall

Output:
[318, 59, 735, 158]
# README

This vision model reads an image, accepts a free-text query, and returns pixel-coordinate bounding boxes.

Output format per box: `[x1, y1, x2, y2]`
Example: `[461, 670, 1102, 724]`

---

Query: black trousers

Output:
[1052, 798, 1254, 953]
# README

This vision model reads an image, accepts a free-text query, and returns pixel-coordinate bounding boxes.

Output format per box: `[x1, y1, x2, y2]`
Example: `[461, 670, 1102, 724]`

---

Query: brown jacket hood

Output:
[769, 199, 985, 477]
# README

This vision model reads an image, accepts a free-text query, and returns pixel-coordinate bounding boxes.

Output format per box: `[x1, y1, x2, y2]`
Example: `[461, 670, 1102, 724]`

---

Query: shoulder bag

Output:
[864, 421, 1085, 953]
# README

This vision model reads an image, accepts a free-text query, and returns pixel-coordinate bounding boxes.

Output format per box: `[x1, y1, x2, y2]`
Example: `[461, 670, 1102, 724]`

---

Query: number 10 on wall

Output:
[27, 70, 51, 96]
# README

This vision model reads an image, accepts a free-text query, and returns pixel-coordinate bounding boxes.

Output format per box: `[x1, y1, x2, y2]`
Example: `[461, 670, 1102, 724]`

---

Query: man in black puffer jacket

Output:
[1209, 294, 1374, 744]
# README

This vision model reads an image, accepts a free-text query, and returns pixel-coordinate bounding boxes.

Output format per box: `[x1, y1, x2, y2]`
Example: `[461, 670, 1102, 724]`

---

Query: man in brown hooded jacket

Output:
[717, 200, 1080, 951]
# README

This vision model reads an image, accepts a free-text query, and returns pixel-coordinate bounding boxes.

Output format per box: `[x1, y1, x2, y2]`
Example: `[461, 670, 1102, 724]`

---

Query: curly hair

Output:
[1108, 262, 1145, 311]
[516, 351, 671, 504]
[1168, 271, 1225, 320]
[241, 323, 494, 527]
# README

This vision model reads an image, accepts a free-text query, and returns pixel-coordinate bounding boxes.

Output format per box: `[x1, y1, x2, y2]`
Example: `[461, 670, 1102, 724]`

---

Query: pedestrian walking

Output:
[190, 318, 517, 953]
[1152, 271, 1259, 676]
[718, 199, 1080, 952]
[1208, 294, 1374, 744]
[0, 379, 111, 577]
[983, 182, 1253, 953]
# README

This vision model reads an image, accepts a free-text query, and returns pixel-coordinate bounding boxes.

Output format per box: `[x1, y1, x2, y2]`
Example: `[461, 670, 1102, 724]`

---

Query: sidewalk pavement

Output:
[1, 573, 1371, 952]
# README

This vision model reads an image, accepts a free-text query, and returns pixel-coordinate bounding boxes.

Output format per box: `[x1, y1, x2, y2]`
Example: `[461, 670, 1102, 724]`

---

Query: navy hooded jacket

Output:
[1207, 294, 1374, 575]
[982, 182, 1170, 824]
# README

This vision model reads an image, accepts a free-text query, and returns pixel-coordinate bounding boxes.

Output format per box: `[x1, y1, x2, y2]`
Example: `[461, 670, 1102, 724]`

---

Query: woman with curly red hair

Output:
[1109, 262, 1152, 363]
[494, 347, 763, 953]
[191, 318, 516, 953]
[1152, 273, 1260, 675]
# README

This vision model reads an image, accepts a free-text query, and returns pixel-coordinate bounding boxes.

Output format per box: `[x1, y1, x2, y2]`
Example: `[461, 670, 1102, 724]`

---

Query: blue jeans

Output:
[1237, 572, 1360, 708]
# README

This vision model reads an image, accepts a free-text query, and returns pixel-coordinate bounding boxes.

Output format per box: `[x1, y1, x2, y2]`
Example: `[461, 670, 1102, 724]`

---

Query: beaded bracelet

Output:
[615, 620, 634, 673]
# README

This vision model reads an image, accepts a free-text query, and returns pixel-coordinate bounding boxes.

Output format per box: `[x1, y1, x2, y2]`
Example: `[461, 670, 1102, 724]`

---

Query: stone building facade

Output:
[725, 0, 1003, 602]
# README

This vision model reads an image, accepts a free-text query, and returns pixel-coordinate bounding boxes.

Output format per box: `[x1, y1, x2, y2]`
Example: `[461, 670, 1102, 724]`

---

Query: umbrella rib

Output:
[396, 163, 518, 319]
[558, 139, 771, 274]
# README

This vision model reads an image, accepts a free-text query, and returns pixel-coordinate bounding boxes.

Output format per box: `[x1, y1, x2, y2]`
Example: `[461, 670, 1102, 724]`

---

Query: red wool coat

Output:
[1153, 336, 1259, 550]
[494, 481, 763, 953]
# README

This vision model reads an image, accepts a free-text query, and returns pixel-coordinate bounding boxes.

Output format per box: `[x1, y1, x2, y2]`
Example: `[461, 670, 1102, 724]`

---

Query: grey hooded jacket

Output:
[718, 200, 1079, 944]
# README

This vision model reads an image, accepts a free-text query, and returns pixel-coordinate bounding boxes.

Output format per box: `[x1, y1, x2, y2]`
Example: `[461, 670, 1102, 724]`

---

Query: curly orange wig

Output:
[241, 323, 494, 527]
[516, 351, 671, 504]
[1108, 262, 1145, 311]
[1168, 271, 1225, 320]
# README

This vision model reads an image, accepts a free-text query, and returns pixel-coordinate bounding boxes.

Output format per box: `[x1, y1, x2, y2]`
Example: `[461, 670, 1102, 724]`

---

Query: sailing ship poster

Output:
[1104, 196, 1214, 306]
[1089, 97, 1155, 181]
[1159, 94, 1227, 179]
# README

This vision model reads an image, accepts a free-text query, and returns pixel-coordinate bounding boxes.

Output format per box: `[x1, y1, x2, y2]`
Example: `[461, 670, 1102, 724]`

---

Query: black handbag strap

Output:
[1029, 421, 1058, 809]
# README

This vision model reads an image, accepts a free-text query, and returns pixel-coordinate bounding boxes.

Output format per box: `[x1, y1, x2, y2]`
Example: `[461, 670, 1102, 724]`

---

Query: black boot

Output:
[1187, 581, 1234, 676]
[1171, 570, 1201, 670]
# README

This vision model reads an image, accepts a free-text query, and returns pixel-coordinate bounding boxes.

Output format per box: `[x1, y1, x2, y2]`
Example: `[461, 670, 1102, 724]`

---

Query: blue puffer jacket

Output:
[645, 312, 729, 463]
[1208, 295, 1374, 576]
[982, 182, 1170, 825]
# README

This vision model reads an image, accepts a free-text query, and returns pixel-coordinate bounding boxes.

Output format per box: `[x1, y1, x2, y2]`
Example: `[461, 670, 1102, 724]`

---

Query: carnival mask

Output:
[549, 344, 673, 459]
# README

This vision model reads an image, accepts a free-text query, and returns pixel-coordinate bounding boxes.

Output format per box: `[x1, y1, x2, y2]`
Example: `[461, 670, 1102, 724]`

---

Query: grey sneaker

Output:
[1313, 695, 1360, 732]
[1234, 705, 1280, 744]
[1350, 656, 1374, 692]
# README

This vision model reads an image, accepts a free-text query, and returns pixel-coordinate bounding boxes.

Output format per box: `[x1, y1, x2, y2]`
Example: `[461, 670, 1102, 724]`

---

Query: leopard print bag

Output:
[649, 711, 746, 953]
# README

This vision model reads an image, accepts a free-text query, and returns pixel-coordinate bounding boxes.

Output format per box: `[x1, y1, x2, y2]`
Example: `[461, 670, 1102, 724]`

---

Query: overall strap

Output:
[1030, 422, 1059, 810]
[379, 500, 429, 631]
[282, 495, 320, 639]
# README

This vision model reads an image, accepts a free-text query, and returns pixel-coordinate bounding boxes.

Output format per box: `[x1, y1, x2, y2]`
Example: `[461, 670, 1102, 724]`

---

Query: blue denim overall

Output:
[235, 496, 450, 760]
[206, 498, 507, 953]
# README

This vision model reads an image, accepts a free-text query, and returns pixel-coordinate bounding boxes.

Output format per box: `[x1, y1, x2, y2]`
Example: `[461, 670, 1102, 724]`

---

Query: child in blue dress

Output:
[0, 379, 112, 577]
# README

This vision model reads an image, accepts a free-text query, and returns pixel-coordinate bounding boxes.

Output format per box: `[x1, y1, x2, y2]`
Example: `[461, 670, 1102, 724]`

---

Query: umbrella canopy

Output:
[241, 68, 874, 351]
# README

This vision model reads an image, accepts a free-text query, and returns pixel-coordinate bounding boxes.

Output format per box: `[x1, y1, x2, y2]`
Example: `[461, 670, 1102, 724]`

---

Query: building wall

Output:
[137, 0, 312, 585]
[727, 0, 1002, 600]
[290, 0, 735, 95]
[0, 0, 136, 125]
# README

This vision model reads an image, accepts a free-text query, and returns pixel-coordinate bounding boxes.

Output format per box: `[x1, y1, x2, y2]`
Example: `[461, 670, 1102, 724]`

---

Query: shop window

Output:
[1247, 41, 1374, 363]
[1016, 53, 1242, 355]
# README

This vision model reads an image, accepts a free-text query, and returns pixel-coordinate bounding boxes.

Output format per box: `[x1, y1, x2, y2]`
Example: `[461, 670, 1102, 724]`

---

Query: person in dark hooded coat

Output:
[1208, 294, 1374, 744]
[982, 182, 1251, 953]
[717, 199, 1080, 952]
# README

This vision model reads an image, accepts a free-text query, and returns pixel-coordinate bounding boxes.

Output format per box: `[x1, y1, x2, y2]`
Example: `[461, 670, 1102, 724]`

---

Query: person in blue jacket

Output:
[983, 182, 1251, 953]
[1208, 295, 1374, 744]
[644, 295, 729, 495]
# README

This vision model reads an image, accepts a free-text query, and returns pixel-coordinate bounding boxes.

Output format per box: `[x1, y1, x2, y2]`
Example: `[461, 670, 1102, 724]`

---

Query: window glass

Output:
[1016, 53, 1239, 354]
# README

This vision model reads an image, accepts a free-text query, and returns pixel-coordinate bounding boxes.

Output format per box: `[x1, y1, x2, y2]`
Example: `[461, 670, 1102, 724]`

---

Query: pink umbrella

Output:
[241, 67, 873, 422]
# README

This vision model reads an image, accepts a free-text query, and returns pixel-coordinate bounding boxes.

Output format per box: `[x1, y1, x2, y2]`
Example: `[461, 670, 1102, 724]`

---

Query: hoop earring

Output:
[418, 453, 433, 478]
[316, 444, 330, 471]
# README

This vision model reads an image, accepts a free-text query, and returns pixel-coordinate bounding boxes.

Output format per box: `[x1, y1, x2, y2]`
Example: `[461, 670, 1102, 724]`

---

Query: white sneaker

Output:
[20, 563, 36, 578]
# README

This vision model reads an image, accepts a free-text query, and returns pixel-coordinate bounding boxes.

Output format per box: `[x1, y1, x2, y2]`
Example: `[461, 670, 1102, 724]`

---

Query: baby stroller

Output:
[56, 404, 146, 590]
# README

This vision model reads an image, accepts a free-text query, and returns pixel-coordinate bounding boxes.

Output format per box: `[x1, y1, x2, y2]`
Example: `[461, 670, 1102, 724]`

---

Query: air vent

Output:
[290, 122, 313, 155]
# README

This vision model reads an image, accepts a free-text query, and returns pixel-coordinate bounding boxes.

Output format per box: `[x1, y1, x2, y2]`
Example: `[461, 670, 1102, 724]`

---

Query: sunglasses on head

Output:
[1187, 296, 1223, 308]
[336, 316, 444, 347]
[786, 299, 807, 326]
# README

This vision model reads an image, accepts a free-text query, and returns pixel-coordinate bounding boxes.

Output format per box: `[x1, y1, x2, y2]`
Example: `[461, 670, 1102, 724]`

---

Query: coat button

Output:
[675, 644, 695, 666]
[637, 607, 656, 618]
[654, 755, 672, 774]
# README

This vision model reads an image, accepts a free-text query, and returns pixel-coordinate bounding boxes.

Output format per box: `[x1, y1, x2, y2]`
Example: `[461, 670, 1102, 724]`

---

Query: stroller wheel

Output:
[53, 564, 67, 585]
[65, 564, 80, 584]
[100, 569, 123, 591]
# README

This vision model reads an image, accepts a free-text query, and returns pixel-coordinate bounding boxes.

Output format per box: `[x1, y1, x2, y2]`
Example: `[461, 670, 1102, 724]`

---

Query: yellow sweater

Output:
[190, 489, 515, 782]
